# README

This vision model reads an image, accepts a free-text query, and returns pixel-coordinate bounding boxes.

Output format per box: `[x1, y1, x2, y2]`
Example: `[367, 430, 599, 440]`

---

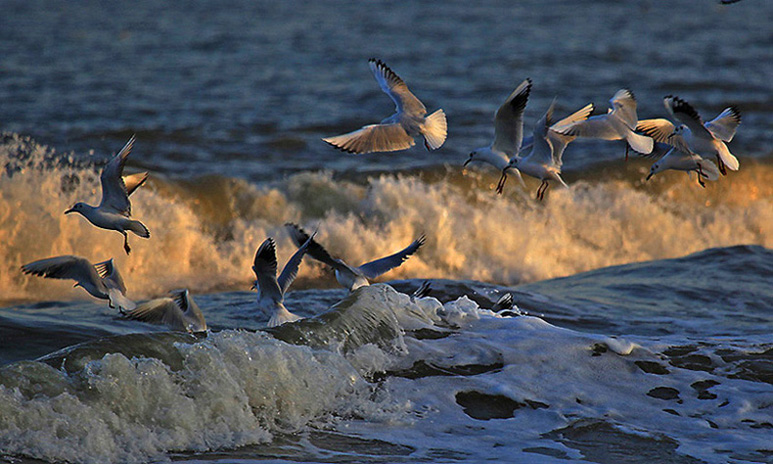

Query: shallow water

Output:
[2, 0, 772, 463]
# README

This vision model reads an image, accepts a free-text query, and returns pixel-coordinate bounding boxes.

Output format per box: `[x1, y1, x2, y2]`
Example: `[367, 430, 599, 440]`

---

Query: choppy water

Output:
[1, 0, 772, 463]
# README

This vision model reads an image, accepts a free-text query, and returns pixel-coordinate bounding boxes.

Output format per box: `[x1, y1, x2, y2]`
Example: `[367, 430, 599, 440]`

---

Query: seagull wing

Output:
[323, 123, 415, 154]
[252, 238, 283, 302]
[278, 230, 315, 294]
[491, 78, 532, 155]
[21, 255, 100, 288]
[664, 96, 713, 139]
[369, 58, 427, 117]
[548, 103, 594, 165]
[705, 107, 741, 142]
[357, 234, 426, 280]
[286, 223, 348, 270]
[99, 135, 135, 215]
[93, 258, 127, 294]
[124, 297, 185, 329]
[123, 172, 149, 197]
[609, 89, 639, 130]
[636, 118, 676, 144]
[171, 289, 206, 331]
[524, 101, 556, 166]
[551, 114, 619, 139]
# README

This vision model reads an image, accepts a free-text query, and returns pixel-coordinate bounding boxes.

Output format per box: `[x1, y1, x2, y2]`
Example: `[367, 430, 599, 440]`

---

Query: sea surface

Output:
[1, 0, 772, 463]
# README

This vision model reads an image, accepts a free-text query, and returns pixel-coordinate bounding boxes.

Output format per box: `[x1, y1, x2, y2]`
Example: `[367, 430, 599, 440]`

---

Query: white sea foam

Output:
[1, 285, 769, 464]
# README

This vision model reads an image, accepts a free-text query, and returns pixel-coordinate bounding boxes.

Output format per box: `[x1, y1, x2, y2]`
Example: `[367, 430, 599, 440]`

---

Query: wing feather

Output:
[491, 78, 532, 155]
[99, 135, 135, 215]
[358, 235, 426, 279]
[368, 58, 427, 116]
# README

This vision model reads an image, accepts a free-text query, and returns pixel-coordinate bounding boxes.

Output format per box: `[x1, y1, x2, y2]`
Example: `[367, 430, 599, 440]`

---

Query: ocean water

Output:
[1, 0, 772, 463]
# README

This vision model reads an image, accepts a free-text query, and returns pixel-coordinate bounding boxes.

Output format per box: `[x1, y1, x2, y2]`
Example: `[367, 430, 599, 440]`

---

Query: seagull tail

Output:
[108, 288, 136, 312]
[128, 220, 151, 238]
[625, 130, 654, 155]
[696, 159, 721, 181]
[268, 306, 302, 328]
[716, 142, 740, 171]
[422, 109, 447, 150]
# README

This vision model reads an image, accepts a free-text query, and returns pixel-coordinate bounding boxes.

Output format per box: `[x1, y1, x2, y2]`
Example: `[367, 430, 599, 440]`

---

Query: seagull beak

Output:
[646, 172, 653, 181]
[64, 207, 75, 214]
[250, 282, 257, 290]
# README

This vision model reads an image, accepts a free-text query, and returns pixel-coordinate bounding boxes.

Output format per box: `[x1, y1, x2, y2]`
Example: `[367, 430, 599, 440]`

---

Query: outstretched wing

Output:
[93, 258, 127, 294]
[705, 106, 741, 142]
[664, 96, 713, 139]
[369, 58, 427, 117]
[124, 297, 183, 328]
[278, 230, 316, 294]
[285, 223, 346, 270]
[609, 89, 639, 130]
[323, 123, 415, 154]
[358, 234, 426, 280]
[491, 78, 532, 155]
[21, 255, 99, 286]
[252, 238, 283, 301]
[123, 172, 149, 197]
[99, 135, 135, 215]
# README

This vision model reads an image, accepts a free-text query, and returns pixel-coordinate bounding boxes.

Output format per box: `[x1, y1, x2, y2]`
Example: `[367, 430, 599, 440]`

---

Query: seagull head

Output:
[64, 202, 86, 215]
[646, 163, 660, 181]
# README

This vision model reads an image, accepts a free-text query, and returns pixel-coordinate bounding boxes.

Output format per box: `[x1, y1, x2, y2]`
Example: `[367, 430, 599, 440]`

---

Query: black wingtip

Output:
[728, 105, 742, 123]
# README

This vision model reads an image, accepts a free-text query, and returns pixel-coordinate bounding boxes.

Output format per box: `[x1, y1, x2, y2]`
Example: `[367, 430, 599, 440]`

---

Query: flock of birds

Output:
[19, 58, 742, 333]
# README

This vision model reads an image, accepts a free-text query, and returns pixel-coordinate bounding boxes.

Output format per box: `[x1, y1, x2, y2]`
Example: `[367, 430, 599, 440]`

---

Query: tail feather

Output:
[108, 288, 136, 312]
[422, 109, 447, 150]
[128, 220, 150, 238]
[625, 130, 654, 155]
[716, 142, 739, 171]
[268, 306, 302, 328]
[696, 159, 721, 181]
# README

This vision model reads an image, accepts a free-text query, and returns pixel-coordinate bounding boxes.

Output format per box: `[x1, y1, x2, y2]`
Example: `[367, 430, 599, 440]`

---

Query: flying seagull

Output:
[252, 233, 314, 327]
[323, 58, 447, 154]
[637, 96, 741, 176]
[21, 255, 135, 311]
[551, 89, 653, 159]
[286, 223, 426, 292]
[123, 289, 207, 333]
[65, 135, 150, 254]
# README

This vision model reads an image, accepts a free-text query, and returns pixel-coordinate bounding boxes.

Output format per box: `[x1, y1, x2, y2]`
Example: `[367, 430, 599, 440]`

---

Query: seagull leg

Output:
[536, 180, 548, 201]
[624, 143, 629, 162]
[716, 155, 727, 176]
[697, 165, 706, 188]
[496, 172, 508, 195]
[122, 231, 131, 255]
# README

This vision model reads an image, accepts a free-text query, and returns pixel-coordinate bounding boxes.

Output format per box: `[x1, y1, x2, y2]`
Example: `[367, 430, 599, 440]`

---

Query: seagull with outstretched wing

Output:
[323, 58, 447, 154]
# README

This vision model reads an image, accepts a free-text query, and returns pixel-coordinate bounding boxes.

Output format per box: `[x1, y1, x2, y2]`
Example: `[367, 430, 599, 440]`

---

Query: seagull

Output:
[286, 223, 426, 292]
[323, 58, 447, 154]
[252, 233, 314, 327]
[123, 289, 206, 333]
[645, 142, 721, 187]
[65, 135, 150, 254]
[637, 96, 741, 175]
[463, 79, 533, 186]
[551, 89, 654, 159]
[21, 255, 135, 311]
[498, 100, 570, 200]
[465, 80, 593, 194]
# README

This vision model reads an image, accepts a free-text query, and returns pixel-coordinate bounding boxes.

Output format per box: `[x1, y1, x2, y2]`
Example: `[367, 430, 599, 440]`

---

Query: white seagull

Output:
[65, 135, 150, 254]
[21, 255, 135, 311]
[124, 289, 206, 333]
[252, 233, 314, 327]
[499, 100, 571, 200]
[286, 223, 426, 292]
[464, 80, 593, 194]
[645, 139, 721, 187]
[464, 78, 533, 182]
[637, 96, 741, 175]
[323, 58, 447, 154]
[551, 89, 654, 159]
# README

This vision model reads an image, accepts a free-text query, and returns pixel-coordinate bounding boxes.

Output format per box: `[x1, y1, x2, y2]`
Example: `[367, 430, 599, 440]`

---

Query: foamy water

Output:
[1, 285, 770, 464]
[2, 134, 771, 304]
